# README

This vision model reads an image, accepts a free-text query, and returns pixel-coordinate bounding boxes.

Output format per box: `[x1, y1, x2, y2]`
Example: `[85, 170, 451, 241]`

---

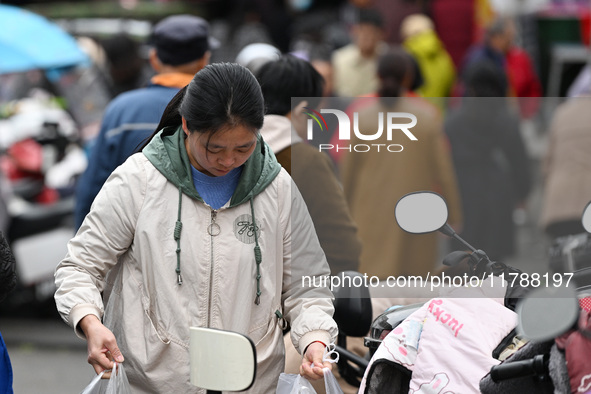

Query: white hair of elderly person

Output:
[235, 43, 281, 74]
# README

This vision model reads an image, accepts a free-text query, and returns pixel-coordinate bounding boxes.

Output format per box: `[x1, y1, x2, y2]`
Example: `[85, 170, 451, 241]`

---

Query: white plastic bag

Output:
[276, 373, 317, 394]
[80, 362, 132, 394]
[276, 343, 344, 394]
[322, 368, 343, 394]
[321, 344, 344, 394]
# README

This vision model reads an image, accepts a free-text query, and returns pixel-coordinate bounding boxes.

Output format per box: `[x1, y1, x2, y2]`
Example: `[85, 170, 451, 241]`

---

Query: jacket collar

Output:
[260, 115, 302, 153]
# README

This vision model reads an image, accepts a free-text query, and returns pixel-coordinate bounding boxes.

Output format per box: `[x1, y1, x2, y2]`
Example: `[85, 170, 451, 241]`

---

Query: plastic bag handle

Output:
[322, 343, 339, 364]
[311, 342, 340, 370]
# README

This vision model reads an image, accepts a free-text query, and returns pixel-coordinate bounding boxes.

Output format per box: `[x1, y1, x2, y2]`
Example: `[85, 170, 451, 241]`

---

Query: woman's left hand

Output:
[300, 342, 331, 380]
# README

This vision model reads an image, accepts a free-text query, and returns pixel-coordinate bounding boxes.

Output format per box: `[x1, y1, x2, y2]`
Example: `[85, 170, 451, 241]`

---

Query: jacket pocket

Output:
[251, 306, 286, 372]
[144, 308, 171, 345]
[249, 304, 282, 346]
[139, 291, 188, 348]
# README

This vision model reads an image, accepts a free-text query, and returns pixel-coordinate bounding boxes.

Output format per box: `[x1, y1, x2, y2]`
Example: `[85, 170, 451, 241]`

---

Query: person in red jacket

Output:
[460, 16, 542, 118]
[505, 39, 542, 118]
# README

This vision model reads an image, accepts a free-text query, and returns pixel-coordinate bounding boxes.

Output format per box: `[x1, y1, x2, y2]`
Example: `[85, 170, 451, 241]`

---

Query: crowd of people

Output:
[74, 1, 547, 268]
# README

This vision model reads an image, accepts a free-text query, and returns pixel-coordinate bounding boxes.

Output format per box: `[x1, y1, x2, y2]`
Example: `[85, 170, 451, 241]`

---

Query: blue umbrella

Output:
[0, 5, 88, 74]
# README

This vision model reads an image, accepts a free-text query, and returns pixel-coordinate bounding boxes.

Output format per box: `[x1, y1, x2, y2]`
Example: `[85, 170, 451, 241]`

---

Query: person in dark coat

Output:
[445, 60, 531, 262]
[255, 55, 362, 276]
[0, 232, 16, 393]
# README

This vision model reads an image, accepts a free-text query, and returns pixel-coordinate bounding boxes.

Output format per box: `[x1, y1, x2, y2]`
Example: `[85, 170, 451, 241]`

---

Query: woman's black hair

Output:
[376, 47, 413, 107]
[140, 62, 264, 150]
[256, 54, 324, 116]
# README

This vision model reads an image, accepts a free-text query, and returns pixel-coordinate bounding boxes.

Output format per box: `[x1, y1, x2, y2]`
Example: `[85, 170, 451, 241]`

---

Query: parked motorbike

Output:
[0, 89, 86, 316]
[331, 191, 533, 393]
[359, 191, 531, 393]
[334, 191, 591, 394]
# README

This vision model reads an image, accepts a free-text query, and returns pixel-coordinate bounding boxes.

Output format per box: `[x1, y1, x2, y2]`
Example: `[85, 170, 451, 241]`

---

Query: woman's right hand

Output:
[79, 314, 124, 378]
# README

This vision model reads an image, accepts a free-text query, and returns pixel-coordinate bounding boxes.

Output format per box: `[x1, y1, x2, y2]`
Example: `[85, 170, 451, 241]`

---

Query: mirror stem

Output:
[439, 224, 478, 252]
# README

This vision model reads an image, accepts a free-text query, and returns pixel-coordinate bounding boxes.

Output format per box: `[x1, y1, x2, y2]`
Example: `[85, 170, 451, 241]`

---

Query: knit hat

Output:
[150, 15, 219, 66]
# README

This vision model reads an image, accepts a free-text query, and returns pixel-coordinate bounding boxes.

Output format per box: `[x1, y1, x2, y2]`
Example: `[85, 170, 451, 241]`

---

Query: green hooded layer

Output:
[142, 125, 281, 205]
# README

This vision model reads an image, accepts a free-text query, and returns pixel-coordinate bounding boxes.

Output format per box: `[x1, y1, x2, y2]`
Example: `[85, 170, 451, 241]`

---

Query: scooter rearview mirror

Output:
[582, 201, 591, 233]
[190, 327, 256, 392]
[395, 191, 479, 253]
[516, 285, 579, 343]
[395, 191, 448, 234]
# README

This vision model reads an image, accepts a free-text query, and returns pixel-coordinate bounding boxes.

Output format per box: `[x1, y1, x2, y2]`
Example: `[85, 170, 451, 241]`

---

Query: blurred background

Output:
[0, 0, 590, 392]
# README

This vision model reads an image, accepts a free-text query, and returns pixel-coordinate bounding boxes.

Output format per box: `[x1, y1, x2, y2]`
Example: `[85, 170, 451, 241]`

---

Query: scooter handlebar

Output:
[490, 354, 547, 382]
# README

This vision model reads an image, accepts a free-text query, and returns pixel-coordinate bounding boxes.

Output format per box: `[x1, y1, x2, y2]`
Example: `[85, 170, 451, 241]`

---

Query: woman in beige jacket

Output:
[55, 63, 337, 393]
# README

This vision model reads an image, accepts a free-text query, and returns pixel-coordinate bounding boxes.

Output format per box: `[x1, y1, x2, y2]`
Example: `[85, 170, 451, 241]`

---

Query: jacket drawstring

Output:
[250, 198, 262, 305]
[173, 190, 261, 302]
[174, 188, 183, 285]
